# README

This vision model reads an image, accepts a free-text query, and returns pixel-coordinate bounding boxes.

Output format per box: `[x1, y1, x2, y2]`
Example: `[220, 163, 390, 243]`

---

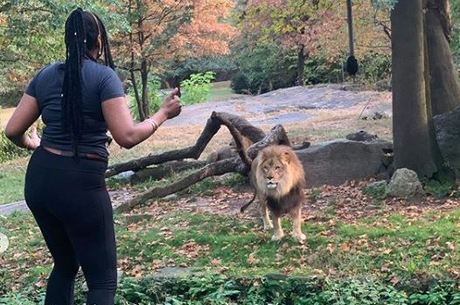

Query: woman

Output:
[5, 8, 181, 305]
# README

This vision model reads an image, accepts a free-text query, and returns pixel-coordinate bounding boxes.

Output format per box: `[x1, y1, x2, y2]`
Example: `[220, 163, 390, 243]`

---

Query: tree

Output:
[242, 0, 342, 85]
[391, 0, 460, 178]
[0, 1, 125, 106]
[115, 0, 237, 121]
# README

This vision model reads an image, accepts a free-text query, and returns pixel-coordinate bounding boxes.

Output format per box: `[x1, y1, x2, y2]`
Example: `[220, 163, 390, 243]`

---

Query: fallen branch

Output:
[247, 125, 291, 159]
[115, 157, 246, 213]
[106, 112, 265, 178]
[130, 160, 207, 184]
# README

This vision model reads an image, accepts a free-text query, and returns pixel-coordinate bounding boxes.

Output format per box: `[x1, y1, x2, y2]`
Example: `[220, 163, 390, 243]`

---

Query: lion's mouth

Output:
[266, 182, 278, 189]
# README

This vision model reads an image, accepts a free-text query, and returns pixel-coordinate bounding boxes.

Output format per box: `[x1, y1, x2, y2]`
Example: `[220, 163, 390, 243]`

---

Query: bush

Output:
[180, 72, 215, 105]
[304, 55, 343, 85]
[128, 75, 165, 121]
[231, 43, 297, 95]
[0, 130, 29, 163]
[358, 52, 392, 85]
[163, 56, 237, 87]
[3, 275, 460, 305]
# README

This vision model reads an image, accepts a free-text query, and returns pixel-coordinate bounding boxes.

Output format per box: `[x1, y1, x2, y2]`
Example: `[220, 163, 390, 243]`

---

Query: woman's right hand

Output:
[159, 88, 182, 120]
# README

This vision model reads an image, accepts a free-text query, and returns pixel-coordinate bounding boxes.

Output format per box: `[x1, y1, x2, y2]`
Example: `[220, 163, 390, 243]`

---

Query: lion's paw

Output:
[271, 233, 285, 241]
[292, 232, 306, 243]
[263, 222, 274, 231]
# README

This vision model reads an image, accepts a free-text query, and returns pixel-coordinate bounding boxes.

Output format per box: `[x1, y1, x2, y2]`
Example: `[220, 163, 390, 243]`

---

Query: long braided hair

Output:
[62, 8, 114, 158]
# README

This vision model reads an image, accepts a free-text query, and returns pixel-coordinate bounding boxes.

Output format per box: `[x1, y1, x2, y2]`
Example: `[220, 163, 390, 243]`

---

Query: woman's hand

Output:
[159, 88, 182, 120]
[27, 126, 41, 150]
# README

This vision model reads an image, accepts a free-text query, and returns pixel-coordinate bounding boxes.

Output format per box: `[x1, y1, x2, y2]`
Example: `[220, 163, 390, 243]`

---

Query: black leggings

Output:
[24, 147, 117, 305]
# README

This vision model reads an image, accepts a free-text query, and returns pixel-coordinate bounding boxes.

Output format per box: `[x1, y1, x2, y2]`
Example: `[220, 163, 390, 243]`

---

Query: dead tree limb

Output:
[247, 125, 292, 159]
[130, 160, 207, 184]
[106, 112, 265, 178]
[115, 157, 247, 213]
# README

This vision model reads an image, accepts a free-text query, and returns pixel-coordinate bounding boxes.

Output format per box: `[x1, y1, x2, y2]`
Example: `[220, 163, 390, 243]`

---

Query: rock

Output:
[296, 139, 393, 187]
[163, 194, 178, 201]
[433, 106, 460, 177]
[345, 130, 378, 142]
[387, 168, 424, 199]
[112, 170, 135, 182]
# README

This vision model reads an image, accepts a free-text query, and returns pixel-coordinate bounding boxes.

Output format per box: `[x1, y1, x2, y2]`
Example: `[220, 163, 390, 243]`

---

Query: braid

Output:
[61, 9, 115, 160]
[95, 14, 115, 69]
[62, 8, 86, 159]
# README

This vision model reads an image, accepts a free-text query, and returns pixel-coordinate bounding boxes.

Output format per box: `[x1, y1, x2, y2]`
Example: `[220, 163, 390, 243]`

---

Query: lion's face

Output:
[253, 145, 306, 197]
[260, 157, 288, 191]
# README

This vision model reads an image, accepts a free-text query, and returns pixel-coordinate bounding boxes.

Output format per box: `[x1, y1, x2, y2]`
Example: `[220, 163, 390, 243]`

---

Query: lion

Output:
[241, 145, 307, 242]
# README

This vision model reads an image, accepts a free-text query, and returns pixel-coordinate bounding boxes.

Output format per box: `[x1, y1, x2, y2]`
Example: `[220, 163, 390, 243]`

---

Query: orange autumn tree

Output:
[114, 0, 237, 120]
[240, 0, 391, 85]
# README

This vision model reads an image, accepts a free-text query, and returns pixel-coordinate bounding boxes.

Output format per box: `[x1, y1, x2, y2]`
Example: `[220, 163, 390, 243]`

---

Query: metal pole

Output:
[347, 0, 354, 56]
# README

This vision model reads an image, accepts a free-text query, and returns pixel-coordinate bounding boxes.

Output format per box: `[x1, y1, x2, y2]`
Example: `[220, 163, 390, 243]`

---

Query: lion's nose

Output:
[267, 175, 273, 180]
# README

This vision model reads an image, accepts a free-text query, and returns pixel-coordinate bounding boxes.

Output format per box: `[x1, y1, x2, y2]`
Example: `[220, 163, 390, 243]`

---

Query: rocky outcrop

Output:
[296, 139, 393, 187]
[433, 106, 460, 177]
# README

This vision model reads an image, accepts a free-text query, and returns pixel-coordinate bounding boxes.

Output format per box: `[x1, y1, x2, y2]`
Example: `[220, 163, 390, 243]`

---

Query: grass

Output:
[207, 81, 241, 102]
[1, 202, 459, 295]
[0, 162, 27, 204]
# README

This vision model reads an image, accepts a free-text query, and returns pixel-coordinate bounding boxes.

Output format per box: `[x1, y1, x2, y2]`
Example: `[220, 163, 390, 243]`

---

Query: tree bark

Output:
[140, 58, 150, 118]
[391, 0, 439, 177]
[425, 0, 460, 116]
[296, 44, 306, 86]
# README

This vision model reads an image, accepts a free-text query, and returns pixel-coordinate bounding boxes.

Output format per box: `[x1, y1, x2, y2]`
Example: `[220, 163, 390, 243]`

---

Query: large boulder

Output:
[296, 139, 393, 187]
[433, 106, 460, 177]
[387, 168, 424, 199]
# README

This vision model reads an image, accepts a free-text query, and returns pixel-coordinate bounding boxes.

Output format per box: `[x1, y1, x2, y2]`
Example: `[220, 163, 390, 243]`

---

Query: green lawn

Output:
[207, 81, 242, 102]
[0, 164, 26, 204]
[1, 199, 459, 293]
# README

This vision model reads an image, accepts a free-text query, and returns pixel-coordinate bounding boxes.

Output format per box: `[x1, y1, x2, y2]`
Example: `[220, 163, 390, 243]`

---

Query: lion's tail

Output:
[240, 191, 257, 213]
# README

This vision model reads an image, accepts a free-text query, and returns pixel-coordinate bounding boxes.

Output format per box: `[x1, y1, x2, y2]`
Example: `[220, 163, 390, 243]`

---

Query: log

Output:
[130, 160, 207, 184]
[115, 157, 247, 213]
[106, 112, 265, 178]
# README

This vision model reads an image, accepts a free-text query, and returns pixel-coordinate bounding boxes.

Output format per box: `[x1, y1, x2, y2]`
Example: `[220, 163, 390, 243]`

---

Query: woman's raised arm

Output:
[102, 88, 181, 149]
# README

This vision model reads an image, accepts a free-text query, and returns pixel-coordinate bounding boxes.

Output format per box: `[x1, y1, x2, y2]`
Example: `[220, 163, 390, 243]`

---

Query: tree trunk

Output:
[425, 0, 460, 116]
[140, 58, 150, 118]
[296, 44, 306, 86]
[391, 0, 439, 177]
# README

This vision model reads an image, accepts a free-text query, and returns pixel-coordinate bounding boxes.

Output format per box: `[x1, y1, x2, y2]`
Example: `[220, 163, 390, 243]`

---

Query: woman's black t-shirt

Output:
[25, 59, 125, 158]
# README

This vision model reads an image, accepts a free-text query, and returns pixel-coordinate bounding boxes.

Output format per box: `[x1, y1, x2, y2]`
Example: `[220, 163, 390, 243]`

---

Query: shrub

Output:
[0, 130, 29, 163]
[128, 75, 164, 121]
[180, 72, 215, 105]
[231, 43, 297, 95]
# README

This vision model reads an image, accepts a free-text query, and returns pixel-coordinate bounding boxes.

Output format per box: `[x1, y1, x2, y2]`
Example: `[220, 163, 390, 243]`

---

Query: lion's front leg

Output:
[290, 207, 306, 243]
[271, 213, 285, 241]
[258, 196, 273, 231]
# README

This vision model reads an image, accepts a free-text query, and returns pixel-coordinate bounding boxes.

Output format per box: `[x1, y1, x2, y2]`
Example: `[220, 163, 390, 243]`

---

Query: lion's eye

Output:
[275, 166, 281, 170]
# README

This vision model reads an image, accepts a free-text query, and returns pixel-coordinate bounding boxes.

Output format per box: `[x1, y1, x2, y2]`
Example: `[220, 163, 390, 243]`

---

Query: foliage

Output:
[115, 0, 237, 119]
[363, 182, 388, 201]
[303, 55, 344, 85]
[3, 275, 460, 305]
[180, 72, 215, 105]
[129, 75, 164, 122]
[231, 43, 297, 94]
[358, 52, 392, 84]
[0, 0, 125, 106]
[451, 0, 460, 67]
[0, 130, 29, 163]
[162, 56, 237, 86]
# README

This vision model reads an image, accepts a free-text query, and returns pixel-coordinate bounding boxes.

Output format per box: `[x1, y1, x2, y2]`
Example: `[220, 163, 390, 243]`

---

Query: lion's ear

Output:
[282, 151, 291, 164]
